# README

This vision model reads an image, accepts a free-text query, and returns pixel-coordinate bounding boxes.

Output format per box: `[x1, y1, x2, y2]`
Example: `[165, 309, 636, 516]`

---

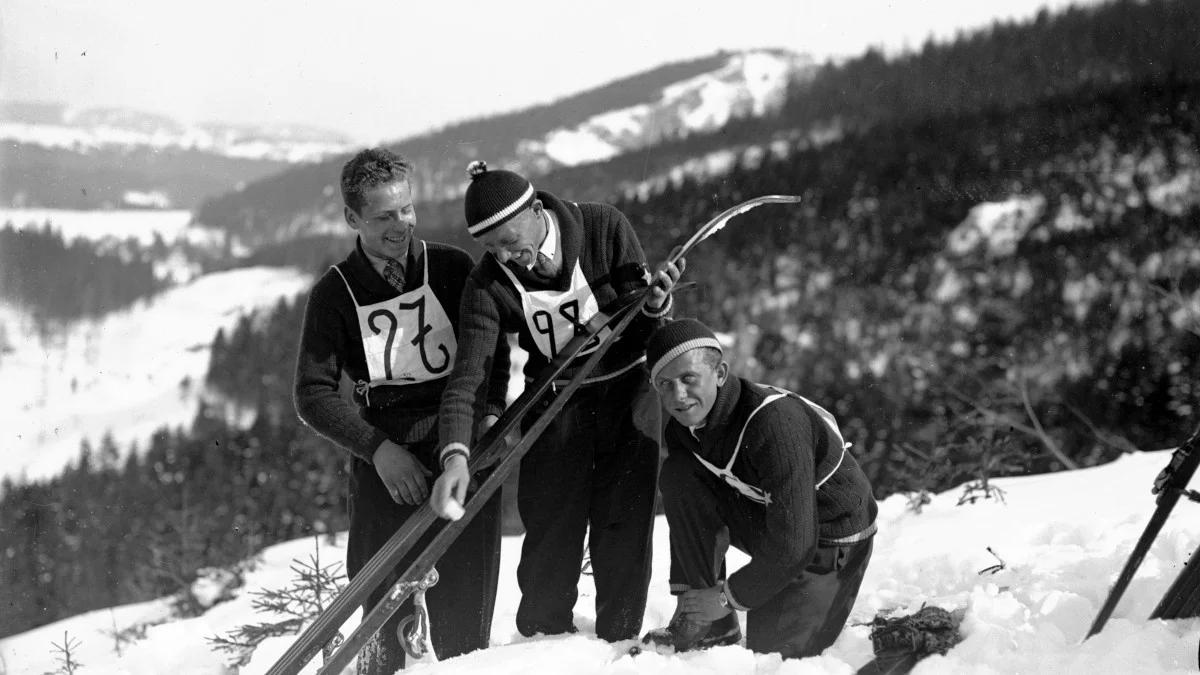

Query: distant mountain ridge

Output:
[0, 103, 358, 210]
[192, 49, 814, 245]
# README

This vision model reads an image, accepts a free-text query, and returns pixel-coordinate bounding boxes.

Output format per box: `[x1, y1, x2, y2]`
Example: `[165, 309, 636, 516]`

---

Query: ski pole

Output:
[1085, 424, 1200, 639]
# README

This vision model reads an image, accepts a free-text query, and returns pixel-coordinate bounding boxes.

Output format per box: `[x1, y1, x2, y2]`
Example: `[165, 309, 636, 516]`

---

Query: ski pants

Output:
[515, 366, 661, 642]
[659, 449, 873, 659]
[347, 433, 501, 674]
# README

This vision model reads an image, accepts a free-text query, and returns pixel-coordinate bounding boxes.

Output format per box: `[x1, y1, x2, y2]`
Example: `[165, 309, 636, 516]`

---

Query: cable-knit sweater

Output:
[665, 376, 878, 610]
[294, 236, 509, 463]
[438, 191, 667, 456]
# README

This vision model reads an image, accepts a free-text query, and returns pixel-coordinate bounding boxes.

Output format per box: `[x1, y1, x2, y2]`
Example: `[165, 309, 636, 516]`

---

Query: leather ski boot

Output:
[640, 611, 741, 653]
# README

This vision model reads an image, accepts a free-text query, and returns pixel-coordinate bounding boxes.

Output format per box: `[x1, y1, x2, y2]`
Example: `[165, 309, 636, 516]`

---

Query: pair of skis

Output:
[266, 195, 801, 675]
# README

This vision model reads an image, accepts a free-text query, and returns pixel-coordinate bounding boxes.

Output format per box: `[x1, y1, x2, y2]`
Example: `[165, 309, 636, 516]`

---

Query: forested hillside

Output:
[0, 224, 166, 323]
[619, 77, 1199, 490]
[193, 0, 1198, 243]
[0, 142, 293, 210]
[2, 0, 1198, 641]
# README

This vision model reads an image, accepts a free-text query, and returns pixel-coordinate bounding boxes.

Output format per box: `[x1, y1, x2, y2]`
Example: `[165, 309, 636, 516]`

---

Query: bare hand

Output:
[679, 584, 732, 623]
[648, 250, 685, 311]
[431, 454, 471, 520]
[373, 440, 432, 505]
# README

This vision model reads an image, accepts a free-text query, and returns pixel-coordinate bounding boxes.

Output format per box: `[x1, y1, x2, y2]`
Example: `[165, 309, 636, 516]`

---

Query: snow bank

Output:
[2, 449, 1197, 673]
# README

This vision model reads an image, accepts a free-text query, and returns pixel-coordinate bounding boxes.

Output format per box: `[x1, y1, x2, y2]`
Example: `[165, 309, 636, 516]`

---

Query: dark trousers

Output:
[347, 443, 502, 674]
[515, 367, 660, 641]
[659, 450, 873, 659]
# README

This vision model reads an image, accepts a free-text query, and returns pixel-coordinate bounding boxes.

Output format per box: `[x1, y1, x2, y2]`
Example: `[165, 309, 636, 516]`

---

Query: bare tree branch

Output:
[1018, 374, 1078, 470]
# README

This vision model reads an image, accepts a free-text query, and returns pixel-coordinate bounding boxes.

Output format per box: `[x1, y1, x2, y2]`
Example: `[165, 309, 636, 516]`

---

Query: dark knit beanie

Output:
[463, 160, 535, 237]
[646, 318, 723, 381]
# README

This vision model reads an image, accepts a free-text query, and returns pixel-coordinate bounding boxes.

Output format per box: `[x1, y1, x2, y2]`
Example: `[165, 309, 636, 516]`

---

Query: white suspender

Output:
[330, 265, 359, 304]
[693, 386, 850, 503]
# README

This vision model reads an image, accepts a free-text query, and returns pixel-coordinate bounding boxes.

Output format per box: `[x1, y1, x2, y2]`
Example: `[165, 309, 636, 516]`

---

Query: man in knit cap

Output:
[294, 148, 510, 673]
[430, 160, 682, 643]
[639, 318, 877, 658]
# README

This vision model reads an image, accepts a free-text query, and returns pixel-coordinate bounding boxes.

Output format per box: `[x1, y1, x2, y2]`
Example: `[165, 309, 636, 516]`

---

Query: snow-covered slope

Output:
[523, 51, 808, 167]
[0, 266, 312, 483]
[0, 105, 355, 163]
[2, 450, 1196, 673]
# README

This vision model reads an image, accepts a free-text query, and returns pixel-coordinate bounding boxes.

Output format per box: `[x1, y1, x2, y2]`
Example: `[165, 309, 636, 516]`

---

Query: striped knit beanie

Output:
[646, 318, 723, 381]
[463, 160, 535, 237]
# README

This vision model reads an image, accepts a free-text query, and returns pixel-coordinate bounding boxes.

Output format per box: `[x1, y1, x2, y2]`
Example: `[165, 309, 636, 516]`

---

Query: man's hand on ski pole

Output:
[647, 247, 686, 312]
[431, 414, 496, 520]
[374, 440, 432, 505]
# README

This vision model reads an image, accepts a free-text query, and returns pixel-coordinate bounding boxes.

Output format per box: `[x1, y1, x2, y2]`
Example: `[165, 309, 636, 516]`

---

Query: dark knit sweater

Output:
[665, 376, 878, 610]
[438, 191, 664, 453]
[294, 236, 509, 463]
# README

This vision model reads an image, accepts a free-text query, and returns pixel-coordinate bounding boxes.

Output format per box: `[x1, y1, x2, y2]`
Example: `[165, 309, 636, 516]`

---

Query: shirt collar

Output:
[358, 236, 411, 281]
[526, 209, 559, 271]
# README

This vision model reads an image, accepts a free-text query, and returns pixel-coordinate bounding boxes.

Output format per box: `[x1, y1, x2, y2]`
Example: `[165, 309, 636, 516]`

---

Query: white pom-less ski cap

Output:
[463, 160, 535, 237]
[646, 318, 723, 382]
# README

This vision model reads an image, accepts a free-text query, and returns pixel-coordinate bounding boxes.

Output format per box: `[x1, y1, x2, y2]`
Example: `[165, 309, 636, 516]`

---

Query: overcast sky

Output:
[1, 0, 1100, 143]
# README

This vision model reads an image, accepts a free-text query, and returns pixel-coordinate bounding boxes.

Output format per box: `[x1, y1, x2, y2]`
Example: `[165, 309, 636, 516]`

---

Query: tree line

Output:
[0, 224, 165, 325]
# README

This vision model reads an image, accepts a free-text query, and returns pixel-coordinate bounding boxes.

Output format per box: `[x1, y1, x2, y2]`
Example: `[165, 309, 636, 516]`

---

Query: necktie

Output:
[383, 258, 405, 292]
[534, 252, 558, 280]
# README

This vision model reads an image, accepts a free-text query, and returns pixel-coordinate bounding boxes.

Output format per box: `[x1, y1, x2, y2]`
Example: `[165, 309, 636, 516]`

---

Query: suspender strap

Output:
[731, 393, 788, 464]
[330, 265, 359, 305]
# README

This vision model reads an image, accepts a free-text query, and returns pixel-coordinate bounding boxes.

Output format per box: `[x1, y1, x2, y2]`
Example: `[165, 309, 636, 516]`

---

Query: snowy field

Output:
[0, 266, 312, 483]
[2, 448, 1196, 674]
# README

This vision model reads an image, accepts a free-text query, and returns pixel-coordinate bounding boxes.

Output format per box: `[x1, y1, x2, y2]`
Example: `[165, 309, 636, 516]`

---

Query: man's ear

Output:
[344, 205, 360, 230]
[531, 199, 543, 215]
[716, 361, 729, 386]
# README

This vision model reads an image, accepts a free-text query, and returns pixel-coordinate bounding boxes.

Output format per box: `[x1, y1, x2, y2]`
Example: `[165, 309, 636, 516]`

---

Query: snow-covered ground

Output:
[2, 449, 1196, 674]
[0, 266, 312, 483]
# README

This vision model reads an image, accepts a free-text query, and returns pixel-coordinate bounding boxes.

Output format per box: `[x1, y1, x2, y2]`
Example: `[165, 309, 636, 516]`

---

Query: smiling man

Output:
[293, 148, 509, 674]
[430, 160, 682, 644]
[640, 318, 878, 659]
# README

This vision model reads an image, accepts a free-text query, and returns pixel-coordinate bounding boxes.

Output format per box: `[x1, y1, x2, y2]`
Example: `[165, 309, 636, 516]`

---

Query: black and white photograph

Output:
[1, 0, 1198, 672]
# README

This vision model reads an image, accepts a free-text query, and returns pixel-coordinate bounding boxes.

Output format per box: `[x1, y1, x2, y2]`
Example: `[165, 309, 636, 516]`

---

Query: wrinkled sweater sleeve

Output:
[586, 203, 669, 341]
[726, 404, 819, 609]
[484, 328, 510, 419]
[293, 283, 389, 462]
[437, 273, 505, 462]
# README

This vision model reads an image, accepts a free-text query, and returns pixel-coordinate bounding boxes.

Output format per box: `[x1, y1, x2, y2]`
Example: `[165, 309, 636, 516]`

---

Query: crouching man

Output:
[640, 318, 878, 659]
